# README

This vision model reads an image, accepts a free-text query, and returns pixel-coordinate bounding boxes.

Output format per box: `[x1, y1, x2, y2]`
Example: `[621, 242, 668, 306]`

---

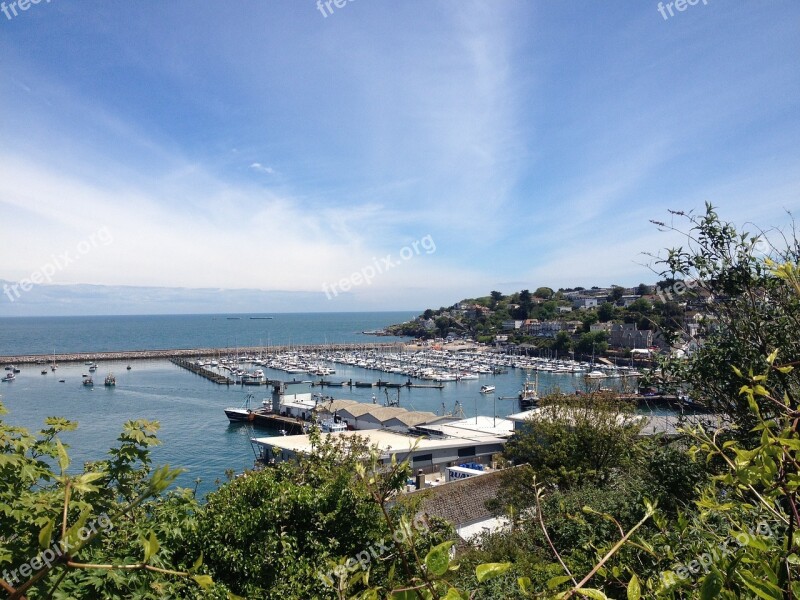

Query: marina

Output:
[0, 315, 701, 497]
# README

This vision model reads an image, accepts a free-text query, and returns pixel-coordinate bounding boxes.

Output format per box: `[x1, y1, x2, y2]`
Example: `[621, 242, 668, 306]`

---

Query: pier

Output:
[0, 342, 405, 366]
[170, 358, 234, 385]
[246, 412, 306, 435]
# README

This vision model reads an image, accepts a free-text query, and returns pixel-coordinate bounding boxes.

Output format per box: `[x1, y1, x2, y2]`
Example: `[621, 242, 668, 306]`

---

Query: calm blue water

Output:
[0, 312, 417, 356]
[0, 313, 637, 499]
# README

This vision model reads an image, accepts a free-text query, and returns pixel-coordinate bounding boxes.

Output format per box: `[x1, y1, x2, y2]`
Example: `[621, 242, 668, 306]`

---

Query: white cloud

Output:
[249, 162, 274, 175]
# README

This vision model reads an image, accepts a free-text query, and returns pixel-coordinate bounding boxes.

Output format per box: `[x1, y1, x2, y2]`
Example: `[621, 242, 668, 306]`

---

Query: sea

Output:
[0, 312, 599, 498]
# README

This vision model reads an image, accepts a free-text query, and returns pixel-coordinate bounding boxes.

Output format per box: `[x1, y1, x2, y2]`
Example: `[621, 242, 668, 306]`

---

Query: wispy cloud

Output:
[0, 1, 797, 314]
[249, 162, 274, 175]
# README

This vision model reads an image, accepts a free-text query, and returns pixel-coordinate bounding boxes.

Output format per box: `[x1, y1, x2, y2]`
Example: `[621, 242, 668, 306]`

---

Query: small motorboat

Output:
[41, 369, 48, 375]
[126, 365, 132, 370]
[2, 373, 15, 382]
[480, 385, 495, 394]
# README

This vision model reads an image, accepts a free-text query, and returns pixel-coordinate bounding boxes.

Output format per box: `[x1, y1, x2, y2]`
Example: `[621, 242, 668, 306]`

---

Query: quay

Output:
[0, 342, 405, 366]
[246, 412, 306, 434]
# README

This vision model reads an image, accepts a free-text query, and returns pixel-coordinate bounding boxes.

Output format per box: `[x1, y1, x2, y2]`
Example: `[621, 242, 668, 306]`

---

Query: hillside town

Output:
[387, 282, 710, 361]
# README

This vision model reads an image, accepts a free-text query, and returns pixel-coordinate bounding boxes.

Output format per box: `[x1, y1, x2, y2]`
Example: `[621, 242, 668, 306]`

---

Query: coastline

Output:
[0, 342, 407, 365]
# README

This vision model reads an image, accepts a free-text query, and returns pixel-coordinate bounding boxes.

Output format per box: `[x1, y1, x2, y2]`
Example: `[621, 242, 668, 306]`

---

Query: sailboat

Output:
[51, 349, 58, 372]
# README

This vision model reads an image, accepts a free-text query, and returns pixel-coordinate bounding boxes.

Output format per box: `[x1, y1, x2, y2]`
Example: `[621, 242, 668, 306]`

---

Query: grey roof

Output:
[401, 469, 510, 527]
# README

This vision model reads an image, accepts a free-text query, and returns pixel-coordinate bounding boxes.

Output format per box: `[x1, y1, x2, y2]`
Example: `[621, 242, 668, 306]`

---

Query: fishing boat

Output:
[518, 375, 539, 410]
[104, 374, 116, 386]
[480, 385, 495, 394]
[224, 393, 268, 422]
[83, 377, 94, 387]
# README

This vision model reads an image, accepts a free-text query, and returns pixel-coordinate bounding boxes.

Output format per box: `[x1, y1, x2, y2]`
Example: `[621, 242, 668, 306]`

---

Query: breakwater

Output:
[0, 342, 406, 366]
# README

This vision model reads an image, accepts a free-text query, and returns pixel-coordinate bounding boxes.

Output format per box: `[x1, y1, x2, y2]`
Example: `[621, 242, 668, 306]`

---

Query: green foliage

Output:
[502, 392, 644, 491]
[0, 404, 215, 599]
[575, 332, 608, 356]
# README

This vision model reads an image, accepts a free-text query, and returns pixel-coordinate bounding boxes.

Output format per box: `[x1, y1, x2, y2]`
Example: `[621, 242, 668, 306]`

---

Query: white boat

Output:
[320, 418, 347, 433]
[2, 373, 15, 382]
[585, 370, 606, 379]
[480, 385, 495, 394]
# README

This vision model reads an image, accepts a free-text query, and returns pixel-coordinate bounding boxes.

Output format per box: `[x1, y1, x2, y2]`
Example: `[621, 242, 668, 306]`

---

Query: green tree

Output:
[0, 405, 217, 599]
[652, 204, 800, 429]
[533, 287, 554, 300]
[552, 331, 572, 354]
[502, 392, 644, 491]
[608, 285, 625, 302]
[575, 331, 608, 355]
[597, 301, 616, 322]
[489, 290, 504, 309]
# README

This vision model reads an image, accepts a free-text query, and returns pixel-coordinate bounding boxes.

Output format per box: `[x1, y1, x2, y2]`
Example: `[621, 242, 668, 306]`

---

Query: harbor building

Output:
[251, 428, 506, 475]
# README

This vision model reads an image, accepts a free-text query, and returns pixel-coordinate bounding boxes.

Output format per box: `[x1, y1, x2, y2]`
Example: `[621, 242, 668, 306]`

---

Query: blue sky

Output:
[1, 0, 798, 314]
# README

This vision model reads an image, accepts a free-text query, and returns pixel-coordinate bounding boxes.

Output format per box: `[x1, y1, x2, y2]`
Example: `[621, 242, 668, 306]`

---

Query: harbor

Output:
[0, 317, 702, 497]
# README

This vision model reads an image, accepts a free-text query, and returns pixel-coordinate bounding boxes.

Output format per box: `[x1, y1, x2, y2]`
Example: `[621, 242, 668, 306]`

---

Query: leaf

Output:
[424, 540, 454, 576]
[56, 438, 69, 473]
[191, 552, 203, 572]
[518, 577, 533, 594]
[192, 574, 213, 589]
[766, 349, 779, 365]
[39, 519, 54, 550]
[700, 569, 722, 600]
[572, 589, 609, 599]
[627, 574, 641, 600]
[547, 574, 573, 589]
[63, 507, 92, 550]
[476, 562, 512, 583]
[442, 589, 465, 600]
[142, 531, 160, 563]
[71, 472, 105, 494]
[740, 569, 783, 599]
